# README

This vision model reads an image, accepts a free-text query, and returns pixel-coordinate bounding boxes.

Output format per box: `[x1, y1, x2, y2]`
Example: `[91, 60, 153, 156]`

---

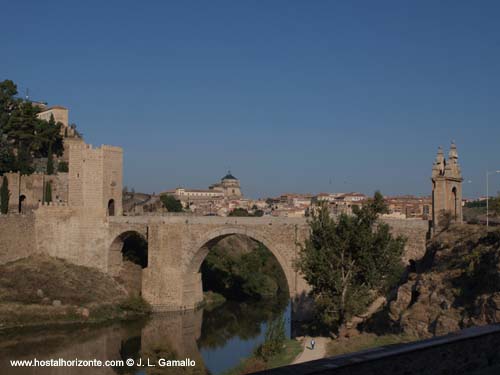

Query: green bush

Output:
[57, 161, 69, 173]
[255, 316, 286, 361]
[160, 194, 183, 212]
[119, 296, 152, 314]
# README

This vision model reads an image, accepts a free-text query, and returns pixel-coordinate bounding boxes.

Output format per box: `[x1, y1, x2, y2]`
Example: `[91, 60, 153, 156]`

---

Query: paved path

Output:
[292, 336, 329, 364]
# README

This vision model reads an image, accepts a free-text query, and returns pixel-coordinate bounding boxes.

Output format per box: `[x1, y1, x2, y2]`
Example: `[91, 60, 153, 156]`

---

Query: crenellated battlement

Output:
[38, 201, 69, 207]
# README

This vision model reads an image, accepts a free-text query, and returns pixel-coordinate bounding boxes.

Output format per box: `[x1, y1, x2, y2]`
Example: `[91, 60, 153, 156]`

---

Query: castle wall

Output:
[0, 214, 37, 264]
[101, 146, 123, 216]
[68, 141, 123, 216]
[37, 107, 69, 127]
[0, 172, 69, 214]
[34, 205, 110, 272]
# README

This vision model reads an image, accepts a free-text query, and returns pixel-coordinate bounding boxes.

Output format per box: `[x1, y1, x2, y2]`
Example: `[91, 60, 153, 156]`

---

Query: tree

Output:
[57, 161, 68, 173]
[490, 193, 500, 217]
[254, 209, 264, 217]
[15, 142, 34, 175]
[46, 143, 54, 175]
[0, 80, 19, 130]
[44, 181, 52, 203]
[0, 176, 9, 214]
[160, 194, 183, 212]
[296, 191, 405, 334]
[229, 208, 251, 217]
[0, 136, 15, 175]
[255, 316, 286, 361]
[0, 81, 64, 173]
[39, 114, 63, 158]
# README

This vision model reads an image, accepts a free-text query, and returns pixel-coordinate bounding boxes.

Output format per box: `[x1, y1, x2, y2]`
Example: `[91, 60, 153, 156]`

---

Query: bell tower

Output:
[431, 142, 463, 228]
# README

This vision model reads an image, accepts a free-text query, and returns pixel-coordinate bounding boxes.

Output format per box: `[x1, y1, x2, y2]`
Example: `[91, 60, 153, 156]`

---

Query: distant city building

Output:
[311, 192, 367, 217]
[158, 172, 245, 215]
[33, 102, 79, 138]
[209, 172, 243, 199]
[278, 193, 313, 208]
[384, 195, 432, 219]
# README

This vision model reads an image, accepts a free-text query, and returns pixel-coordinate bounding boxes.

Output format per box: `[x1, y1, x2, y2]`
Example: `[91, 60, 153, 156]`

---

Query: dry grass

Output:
[326, 333, 416, 357]
[0, 255, 150, 330]
[0, 254, 127, 305]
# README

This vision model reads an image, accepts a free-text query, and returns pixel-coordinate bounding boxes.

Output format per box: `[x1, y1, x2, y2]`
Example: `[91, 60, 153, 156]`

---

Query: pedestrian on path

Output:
[311, 338, 315, 350]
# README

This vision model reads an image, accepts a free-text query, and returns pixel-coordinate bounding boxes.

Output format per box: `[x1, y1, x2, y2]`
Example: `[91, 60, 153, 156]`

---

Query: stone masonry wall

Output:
[67, 141, 123, 216]
[0, 172, 69, 214]
[137, 217, 310, 311]
[0, 212, 431, 312]
[34, 205, 110, 272]
[380, 217, 430, 263]
[0, 214, 36, 264]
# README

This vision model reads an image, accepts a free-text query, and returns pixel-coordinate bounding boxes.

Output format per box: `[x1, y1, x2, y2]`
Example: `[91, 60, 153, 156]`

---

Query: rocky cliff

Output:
[385, 225, 500, 338]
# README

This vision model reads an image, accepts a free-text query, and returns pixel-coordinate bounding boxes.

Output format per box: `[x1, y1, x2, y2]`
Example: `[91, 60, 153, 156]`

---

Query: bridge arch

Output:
[108, 230, 148, 296]
[182, 226, 296, 308]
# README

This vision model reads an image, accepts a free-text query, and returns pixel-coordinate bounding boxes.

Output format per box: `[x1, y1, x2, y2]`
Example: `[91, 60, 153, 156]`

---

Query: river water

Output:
[0, 296, 291, 375]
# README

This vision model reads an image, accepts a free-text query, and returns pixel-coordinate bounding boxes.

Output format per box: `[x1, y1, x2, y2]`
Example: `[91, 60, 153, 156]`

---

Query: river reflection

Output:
[0, 295, 291, 375]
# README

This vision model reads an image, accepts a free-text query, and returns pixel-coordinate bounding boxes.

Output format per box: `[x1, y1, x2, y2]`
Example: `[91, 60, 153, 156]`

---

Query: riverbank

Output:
[0, 255, 151, 332]
[199, 291, 226, 310]
[292, 336, 328, 364]
[223, 338, 302, 375]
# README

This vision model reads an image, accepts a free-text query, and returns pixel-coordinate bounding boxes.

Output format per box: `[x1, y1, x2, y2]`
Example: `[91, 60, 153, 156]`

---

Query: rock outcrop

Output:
[385, 225, 500, 338]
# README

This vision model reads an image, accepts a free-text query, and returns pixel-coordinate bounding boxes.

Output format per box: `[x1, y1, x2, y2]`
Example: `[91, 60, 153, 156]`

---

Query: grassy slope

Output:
[326, 333, 415, 357]
[223, 339, 302, 375]
[0, 255, 150, 331]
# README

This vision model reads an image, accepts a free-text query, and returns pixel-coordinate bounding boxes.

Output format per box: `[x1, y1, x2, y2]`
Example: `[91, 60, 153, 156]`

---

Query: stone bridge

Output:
[0, 207, 430, 312]
[106, 216, 310, 311]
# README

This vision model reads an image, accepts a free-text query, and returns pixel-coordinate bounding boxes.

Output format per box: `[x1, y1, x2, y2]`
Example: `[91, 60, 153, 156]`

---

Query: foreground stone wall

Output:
[258, 324, 500, 375]
[0, 214, 37, 264]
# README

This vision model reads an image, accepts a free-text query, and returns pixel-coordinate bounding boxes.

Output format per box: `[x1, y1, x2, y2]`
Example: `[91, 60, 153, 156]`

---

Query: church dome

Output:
[222, 171, 237, 180]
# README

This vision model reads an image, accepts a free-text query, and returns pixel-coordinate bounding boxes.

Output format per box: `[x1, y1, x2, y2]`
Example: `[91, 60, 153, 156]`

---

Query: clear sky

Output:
[2, 1, 499, 199]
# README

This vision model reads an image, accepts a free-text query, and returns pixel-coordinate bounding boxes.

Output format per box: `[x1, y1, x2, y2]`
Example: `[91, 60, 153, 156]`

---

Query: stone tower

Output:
[431, 142, 463, 228]
[67, 138, 123, 216]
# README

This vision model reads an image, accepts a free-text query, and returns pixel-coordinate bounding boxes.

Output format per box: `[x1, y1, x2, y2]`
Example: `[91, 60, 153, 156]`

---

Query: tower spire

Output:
[449, 140, 458, 160]
[432, 146, 445, 176]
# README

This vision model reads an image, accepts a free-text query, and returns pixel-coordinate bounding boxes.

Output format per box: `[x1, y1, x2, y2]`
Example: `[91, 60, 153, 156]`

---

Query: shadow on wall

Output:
[291, 292, 315, 327]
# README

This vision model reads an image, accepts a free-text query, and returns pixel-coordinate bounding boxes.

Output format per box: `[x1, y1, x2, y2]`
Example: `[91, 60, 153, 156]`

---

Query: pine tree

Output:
[16, 142, 34, 175]
[44, 181, 52, 203]
[46, 142, 54, 175]
[0, 176, 9, 214]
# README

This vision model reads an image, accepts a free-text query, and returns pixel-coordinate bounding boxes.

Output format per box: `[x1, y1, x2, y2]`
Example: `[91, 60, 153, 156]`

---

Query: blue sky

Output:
[2, 1, 499, 198]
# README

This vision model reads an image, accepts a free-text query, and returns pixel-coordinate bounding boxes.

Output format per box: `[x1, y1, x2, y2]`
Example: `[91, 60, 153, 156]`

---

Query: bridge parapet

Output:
[255, 324, 500, 375]
[108, 215, 308, 226]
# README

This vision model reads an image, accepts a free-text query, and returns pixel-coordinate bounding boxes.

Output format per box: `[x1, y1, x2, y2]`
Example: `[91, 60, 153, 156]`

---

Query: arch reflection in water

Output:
[0, 297, 291, 375]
